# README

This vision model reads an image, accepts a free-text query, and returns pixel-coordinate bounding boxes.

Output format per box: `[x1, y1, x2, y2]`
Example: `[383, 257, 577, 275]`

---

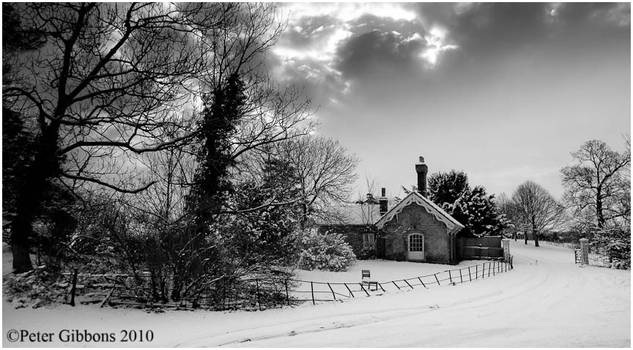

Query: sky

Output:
[269, 3, 630, 201]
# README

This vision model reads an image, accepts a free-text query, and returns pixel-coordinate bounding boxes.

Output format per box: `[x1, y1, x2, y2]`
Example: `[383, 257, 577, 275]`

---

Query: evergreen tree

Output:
[166, 73, 246, 301]
[453, 186, 508, 237]
[428, 170, 508, 237]
[427, 170, 469, 205]
[188, 73, 246, 222]
[231, 156, 302, 267]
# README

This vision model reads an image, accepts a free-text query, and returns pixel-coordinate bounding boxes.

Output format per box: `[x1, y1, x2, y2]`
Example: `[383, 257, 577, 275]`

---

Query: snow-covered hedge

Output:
[297, 231, 356, 271]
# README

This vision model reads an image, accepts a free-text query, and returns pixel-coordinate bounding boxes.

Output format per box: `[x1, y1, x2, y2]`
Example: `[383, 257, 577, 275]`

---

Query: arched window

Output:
[409, 233, 424, 252]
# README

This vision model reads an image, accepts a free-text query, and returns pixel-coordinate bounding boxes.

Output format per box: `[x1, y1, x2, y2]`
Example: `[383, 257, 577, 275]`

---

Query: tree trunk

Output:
[300, 201, 308, 229]
[11, 239, 33, 273]
[596, 187, 605, 229]
[532, 217, 539, 247]
[533, 229, 539, 247]
[10, 121, 61, 273]
[524, 229, 528, 245]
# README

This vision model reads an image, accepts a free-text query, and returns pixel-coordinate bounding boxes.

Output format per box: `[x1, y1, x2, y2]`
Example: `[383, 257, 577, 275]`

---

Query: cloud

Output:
[335, 30, 425, 79]
[269, 3, 457, 107]
[268, 3, 628, 111]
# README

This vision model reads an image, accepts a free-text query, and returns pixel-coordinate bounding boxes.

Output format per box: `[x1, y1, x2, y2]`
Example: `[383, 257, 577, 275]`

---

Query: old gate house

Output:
[318, 157, 505, 264]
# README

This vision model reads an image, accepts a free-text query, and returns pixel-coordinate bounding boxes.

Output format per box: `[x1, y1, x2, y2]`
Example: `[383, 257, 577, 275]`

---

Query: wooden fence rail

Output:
[64, 257, 515, 310]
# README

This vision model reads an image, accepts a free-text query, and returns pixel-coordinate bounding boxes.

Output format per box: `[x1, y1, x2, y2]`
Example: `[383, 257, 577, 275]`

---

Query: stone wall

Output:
[380, 203, 452, 264]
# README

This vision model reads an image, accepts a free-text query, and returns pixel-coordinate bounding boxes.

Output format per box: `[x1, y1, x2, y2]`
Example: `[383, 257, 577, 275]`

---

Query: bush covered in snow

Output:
[592, 226, 630, 270]
[4, 266, 69, 308]
[297, 231, 356, 271]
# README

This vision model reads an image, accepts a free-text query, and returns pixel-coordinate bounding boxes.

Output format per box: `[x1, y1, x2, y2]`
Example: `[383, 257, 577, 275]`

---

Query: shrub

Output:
[297, 230, 356, 271]
[593, 226, 631, 270]
[357, 247, 376, 260]
[4, 266, 68, 308]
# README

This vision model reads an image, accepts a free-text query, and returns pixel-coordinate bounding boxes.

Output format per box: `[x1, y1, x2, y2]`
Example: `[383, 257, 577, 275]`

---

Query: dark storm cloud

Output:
[335, 30, 425, 79]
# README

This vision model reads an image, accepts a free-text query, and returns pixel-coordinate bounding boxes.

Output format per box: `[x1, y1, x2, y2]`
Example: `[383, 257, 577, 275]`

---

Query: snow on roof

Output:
[375, 191, 464, 234]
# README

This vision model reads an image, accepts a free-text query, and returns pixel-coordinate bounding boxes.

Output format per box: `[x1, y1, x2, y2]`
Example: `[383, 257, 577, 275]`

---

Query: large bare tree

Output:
[561, 139, 630, 230]
[511, 181, 565, 247]
[277, 135, 358, 227]
[2, 3, 289, 272]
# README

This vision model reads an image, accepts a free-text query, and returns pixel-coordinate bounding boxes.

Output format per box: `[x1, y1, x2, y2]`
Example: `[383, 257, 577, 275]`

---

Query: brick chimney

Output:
[415, 156, 428, 197]
[379, 187, 388, 215]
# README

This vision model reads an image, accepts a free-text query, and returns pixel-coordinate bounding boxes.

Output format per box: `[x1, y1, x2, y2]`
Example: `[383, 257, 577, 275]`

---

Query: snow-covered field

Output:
[3, 241, 630, 347]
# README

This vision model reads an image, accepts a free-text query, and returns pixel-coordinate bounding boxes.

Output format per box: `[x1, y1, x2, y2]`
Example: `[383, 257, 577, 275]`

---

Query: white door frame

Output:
[407, 232, 425, 261]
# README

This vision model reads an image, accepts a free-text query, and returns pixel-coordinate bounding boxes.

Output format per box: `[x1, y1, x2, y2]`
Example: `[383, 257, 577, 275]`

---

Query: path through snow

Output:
[3, 241, 630, 347]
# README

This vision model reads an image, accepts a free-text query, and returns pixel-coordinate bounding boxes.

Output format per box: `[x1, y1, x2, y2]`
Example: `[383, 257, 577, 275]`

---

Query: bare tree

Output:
[511, 181, 565, 247]
[2, 3, 285, 272]
[496, 192, 520, 241]
[277, 135, 358, 227]
[561, 139, 630, 230]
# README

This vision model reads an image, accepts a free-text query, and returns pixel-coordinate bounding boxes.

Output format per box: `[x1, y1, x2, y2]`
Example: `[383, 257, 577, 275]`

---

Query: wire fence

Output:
[289, 257, 514, 304]
[62, 257, 514, 310]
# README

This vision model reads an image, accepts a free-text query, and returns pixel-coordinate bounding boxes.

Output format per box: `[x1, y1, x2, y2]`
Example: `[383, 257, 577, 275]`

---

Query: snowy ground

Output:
[3, 241, 630, 347]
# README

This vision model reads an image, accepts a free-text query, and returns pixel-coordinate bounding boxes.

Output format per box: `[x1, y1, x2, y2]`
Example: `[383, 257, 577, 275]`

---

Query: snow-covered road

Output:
[3, 241, 630, 347]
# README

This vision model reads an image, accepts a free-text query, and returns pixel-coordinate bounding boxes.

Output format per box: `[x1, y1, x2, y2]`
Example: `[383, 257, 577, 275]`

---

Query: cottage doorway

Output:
[407, 233, 425, 261]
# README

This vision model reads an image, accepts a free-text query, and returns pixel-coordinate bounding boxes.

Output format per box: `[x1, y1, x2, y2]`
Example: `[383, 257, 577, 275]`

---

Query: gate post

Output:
[502, 239, 510, 262]
[579, 238, 589, 265]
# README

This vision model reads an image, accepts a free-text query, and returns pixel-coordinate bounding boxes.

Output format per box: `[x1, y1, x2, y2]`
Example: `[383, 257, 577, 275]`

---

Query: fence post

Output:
[392, 281, 401, 290]
[580, 238, 589, 265]
[468, 266, 472, 282]
[344, 283, 355, 297]
[359, 283, 370, 297]
[378, 283, 386, 292]
[69, 269, 78, 307]
[502, 238, 511, 262]
[256, 279, 261, 310]
[417, 277, 427, 288]
[488, 262, 491, 277]
[404, 279, 414, 289]
[327, 283, 336, 301]
[434, 273, 440, 285]
[310, 281, 315, 305]
[475, 264, 478, 279]
[459, 269, 463, 283]
[448, 270, 453, 284]
[222, 278, 227, 310]
[285, 279, 290, 306]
